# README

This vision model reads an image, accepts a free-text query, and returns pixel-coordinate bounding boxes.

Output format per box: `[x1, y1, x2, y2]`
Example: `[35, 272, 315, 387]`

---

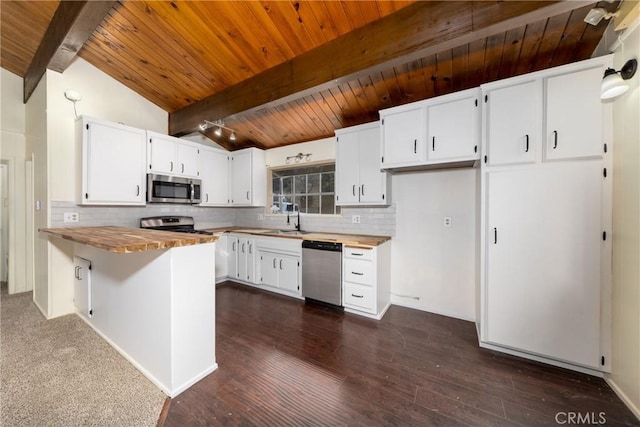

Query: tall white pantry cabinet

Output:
[478, 55, 613, 374]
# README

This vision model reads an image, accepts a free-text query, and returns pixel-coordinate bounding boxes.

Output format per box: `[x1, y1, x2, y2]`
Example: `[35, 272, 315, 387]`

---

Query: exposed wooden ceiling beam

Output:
[170, 0, 594, 138]
[23, 0, 117, 103]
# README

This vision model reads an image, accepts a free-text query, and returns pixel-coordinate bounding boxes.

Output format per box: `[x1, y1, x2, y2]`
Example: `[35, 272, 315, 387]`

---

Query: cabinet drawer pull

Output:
[553, 131, 558, 149]
[351, 271, 364, 276]
[525, 134, 529, 153]
[351, 293, 364, 299]
[351, 253, 363, 256]
[413, 139, 417, 154]
[432, 136, 435, 151]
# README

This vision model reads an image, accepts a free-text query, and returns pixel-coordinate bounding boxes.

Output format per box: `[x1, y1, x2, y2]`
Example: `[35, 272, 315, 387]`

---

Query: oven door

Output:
[147, 174, 201, 204]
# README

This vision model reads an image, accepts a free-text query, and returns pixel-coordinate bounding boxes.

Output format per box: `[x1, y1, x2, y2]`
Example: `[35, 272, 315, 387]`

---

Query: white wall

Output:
[390, 169, 477, 320]
[0, 69, 29, 294]
[608, 19, 640, 419]
[266, 137, 336, 168]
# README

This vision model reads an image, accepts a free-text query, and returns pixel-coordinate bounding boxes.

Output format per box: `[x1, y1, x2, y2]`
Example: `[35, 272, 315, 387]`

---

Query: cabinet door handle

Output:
[232, 241, 236, 251]
[352, 185, 356, 196]
[494, 227, 498, 244]
[181, 163, 185, 173]
[206, 193, 209, 203]
[170, 161, 174, 172]
[249, 244, 252, 254]
[351, 271, 364, 276]
[273, 258, 277, 269]
[553, 131, 558, 149]
[136, 185, 140, 196]
[246, 191, 250, 200]
[351, 252, 363, 256]
[74, 266, 81, 279]
[279, 259, 283, 270]
[413, 139, 417, 154]
[242, 243, 245, 253]
[351, 293, 364, 299]
[525, 135, 529, 153]
[361, 184, 365, 196]
[432, 136, 435, 151]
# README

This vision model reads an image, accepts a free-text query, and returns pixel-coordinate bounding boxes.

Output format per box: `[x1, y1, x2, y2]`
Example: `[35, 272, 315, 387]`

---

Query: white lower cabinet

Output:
[342, 242, 391, 319]
[484, 164, 605, 369]
[227, 235, 239, 280]
[256, 237, 301, 296]
[73, 256, 92, 318]
[237, 237, 256, 283]
[214, 235, 228, 282]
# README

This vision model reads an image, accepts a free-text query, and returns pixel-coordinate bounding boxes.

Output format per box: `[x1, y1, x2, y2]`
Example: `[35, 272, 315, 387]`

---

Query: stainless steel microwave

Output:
[147, 174, 201, 204]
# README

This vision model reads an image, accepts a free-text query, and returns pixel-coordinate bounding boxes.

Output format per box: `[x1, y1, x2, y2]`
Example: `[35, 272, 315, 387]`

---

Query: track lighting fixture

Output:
[601, 59, 638, 100]
[583, 7, 618, 26]
[199, 119, 237, 141]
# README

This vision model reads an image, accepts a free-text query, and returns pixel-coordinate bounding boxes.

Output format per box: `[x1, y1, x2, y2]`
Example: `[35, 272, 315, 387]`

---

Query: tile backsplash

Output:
[50, 201, 396, 236]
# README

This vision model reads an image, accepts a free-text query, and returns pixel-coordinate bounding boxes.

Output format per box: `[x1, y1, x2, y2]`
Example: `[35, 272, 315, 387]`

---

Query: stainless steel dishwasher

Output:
[301, 240, 342, 307]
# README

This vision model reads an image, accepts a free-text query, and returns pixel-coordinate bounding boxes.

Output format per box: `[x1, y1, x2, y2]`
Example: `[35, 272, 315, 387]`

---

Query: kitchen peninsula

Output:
[41, 226, 218, 397]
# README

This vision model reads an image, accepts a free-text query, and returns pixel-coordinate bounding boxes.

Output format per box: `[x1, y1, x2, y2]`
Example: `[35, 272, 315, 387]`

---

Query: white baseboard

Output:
[605, 377, 640, 422]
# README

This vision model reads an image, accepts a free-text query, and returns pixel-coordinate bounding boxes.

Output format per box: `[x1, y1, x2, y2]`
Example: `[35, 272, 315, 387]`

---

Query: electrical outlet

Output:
[352, 215, 361, 224]
[64, 212, 79, 223]
[444, 217, 452, 227]
[257, 214, 264, 221]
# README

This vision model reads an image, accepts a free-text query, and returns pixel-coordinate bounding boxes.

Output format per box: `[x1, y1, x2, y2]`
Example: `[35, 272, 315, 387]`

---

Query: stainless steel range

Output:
[140, 216, 213, 235]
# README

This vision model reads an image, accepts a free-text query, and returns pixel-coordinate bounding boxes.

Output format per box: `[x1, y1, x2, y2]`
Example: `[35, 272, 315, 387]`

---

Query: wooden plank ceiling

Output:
[1, 1, 617, 151]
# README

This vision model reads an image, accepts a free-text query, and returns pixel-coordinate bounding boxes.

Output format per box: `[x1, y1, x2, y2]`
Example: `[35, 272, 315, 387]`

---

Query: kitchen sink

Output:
[263, 229, 311, 235]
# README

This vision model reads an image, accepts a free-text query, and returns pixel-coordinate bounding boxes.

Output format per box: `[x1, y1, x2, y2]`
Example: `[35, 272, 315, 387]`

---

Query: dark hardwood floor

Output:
[160, 282, 638, 426]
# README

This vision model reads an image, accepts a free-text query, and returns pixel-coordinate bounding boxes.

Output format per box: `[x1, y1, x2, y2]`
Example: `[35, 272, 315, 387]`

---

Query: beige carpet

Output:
[1, 290, 166, 426]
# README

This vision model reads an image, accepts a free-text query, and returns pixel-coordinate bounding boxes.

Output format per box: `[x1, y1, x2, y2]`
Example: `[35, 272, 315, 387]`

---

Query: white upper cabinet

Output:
[336, 121, 389, 206]
[380, 105, 425, 168]
[199, 146, 230, 206]
[76, 116, 146, 205]
[426, 88, 480, 162]
[483, 79, 540, 166]
[230, 148, 266, 207]
[380, 88, 479, 171]
[147, 131, 200, 178]
[544, 66, 605, 161]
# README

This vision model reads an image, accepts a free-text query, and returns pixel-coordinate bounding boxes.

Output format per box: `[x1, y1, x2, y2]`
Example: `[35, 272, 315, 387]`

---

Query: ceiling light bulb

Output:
[214, 127, 222, 137]
[230, 131, 236, 141]
[199, 122, 208, 132]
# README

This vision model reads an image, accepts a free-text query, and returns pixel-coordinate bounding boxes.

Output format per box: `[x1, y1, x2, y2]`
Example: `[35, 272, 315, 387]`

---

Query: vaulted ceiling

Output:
[0, 1, 620, 151]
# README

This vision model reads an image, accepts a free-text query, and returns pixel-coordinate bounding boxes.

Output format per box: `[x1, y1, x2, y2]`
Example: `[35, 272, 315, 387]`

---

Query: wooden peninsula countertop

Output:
[41, 226, 218, 254]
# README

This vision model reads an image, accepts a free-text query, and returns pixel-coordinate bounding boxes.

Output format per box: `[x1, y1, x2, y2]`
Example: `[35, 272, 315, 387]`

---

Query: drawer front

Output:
[344, 246, 374, 261]
[343, 259, 373, 285]
[343, 283, 375, 311]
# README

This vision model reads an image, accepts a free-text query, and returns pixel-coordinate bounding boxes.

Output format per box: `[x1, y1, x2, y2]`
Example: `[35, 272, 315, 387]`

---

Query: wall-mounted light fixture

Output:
[285, 152, 312, 164]
[64, 89, 82, 118]
[583, 7, 618, 26]
[199, 119, 237, 141]
[601, 59, 637, 100]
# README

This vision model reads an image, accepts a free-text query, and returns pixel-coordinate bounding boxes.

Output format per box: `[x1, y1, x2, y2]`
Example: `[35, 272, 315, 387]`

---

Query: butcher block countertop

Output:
[203, 227, 390, 247]
[41, 226, 218, 254]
